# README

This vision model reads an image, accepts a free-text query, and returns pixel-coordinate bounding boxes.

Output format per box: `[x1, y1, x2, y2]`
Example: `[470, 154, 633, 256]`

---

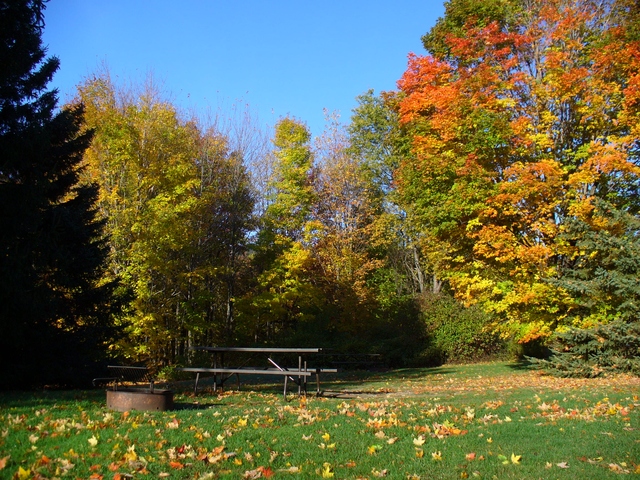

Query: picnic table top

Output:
[191, 347, 324, 354]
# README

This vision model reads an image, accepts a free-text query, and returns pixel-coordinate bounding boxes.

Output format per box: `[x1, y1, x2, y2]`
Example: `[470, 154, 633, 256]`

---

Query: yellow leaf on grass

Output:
[431, 451, 442, 461]
[123, 445, 137, 462]
[17, 467, 31, 480]
[367, 445, 383, 455]
[511, 453, 522, 464]
[88, 435, 98, 447]
[413, 436, 425, 446]
[321, 432, 331, 442]
[322, 463, 334, 478]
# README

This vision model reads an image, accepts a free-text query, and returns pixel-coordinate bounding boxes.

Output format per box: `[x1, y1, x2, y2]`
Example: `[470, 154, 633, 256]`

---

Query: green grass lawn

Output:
[1, 362, 638, 479]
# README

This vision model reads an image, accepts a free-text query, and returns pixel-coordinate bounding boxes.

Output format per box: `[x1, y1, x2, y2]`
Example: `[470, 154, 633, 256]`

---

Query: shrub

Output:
[417, 293, 506, 365]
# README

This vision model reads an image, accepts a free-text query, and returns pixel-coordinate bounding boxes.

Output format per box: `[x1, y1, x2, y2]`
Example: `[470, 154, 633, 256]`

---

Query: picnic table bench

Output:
[177, 347, 338, 399]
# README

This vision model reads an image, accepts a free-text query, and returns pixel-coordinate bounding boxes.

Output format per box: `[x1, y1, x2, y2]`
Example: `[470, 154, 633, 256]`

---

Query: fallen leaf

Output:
[413, 436, 425, 446]
[166, 418, 180, 429]
[609, 463, 630, 474]
[372, 468, 388, 477]
[279, 466, 301, 473]
[511, 453, 522, 464]
[17, 467, 31, 480]
[321, 462, 334, 478]
[88, 435, 98, 447]
[0, 456, 9, 470]
[466, 452, 476, 461]
[431, 451, 442, 461]
[556, 462, 569, 469]
[243, 468, 263, 479]
[260, 466, 275, 478]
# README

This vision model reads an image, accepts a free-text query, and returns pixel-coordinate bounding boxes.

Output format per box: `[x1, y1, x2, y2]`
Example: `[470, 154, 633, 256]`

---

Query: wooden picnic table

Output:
[179, 347, 337, 399]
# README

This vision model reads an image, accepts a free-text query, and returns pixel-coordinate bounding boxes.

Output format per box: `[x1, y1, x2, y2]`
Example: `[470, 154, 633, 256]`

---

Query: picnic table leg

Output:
[283, 375, 288, 400]
[298, 356, 303, 396]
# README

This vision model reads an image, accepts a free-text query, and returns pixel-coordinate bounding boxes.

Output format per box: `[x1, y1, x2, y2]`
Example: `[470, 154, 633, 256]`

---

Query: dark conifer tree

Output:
[0, 0, 118, 388]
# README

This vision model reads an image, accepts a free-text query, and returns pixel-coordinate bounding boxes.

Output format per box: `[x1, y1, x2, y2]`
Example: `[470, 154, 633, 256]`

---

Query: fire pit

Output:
[95, 365, 174, 412]
[106, 387, 174, 412]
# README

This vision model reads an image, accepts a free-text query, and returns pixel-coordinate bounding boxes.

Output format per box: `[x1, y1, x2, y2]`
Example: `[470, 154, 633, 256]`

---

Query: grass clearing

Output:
[1, 362, 638, 479]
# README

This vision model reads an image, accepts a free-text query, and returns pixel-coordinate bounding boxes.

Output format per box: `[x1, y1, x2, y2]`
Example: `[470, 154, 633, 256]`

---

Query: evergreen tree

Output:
[0, 0, 117, 388]
[551, 200, 640, 325]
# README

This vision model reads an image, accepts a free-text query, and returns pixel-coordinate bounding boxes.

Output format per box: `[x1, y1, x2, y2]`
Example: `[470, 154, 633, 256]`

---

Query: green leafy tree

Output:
[347, 90, 436, 298]
[0, 0, 118, 387]
[78, 74, 256, 364]
[239, 118, 322, 341]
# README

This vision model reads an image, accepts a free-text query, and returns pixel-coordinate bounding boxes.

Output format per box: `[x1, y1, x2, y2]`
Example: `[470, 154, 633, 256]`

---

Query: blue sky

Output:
[42, 1, 445, 137]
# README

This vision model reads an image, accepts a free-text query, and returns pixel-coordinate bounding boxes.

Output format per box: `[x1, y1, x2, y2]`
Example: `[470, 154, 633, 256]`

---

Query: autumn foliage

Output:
[5, 0, 640, 381]
[396, 0, 640, 342]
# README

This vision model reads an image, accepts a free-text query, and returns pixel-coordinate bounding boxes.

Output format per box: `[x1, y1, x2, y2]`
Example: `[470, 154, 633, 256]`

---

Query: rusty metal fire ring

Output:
[106, 388, 174, 412]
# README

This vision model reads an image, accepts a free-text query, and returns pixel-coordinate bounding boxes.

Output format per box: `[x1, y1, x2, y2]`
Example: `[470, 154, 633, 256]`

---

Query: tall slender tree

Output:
[0, 0, 117, 387]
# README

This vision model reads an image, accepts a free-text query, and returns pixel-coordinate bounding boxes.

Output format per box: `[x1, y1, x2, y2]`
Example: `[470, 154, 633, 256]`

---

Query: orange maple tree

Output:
[396, 0, 640, 341]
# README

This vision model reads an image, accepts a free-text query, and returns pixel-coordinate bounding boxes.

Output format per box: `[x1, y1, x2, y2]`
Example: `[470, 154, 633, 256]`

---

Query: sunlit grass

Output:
[1, 362, 638, 479]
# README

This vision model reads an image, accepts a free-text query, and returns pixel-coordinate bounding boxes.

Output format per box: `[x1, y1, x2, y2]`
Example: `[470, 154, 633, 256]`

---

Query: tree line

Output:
[2, 0, 638, 387]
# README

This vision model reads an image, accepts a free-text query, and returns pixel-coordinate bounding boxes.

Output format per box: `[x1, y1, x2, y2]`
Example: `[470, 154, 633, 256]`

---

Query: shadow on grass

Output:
[506, 359, 539, 371]
[173, 401, 224, 410]
[0, 389, 105, 409]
